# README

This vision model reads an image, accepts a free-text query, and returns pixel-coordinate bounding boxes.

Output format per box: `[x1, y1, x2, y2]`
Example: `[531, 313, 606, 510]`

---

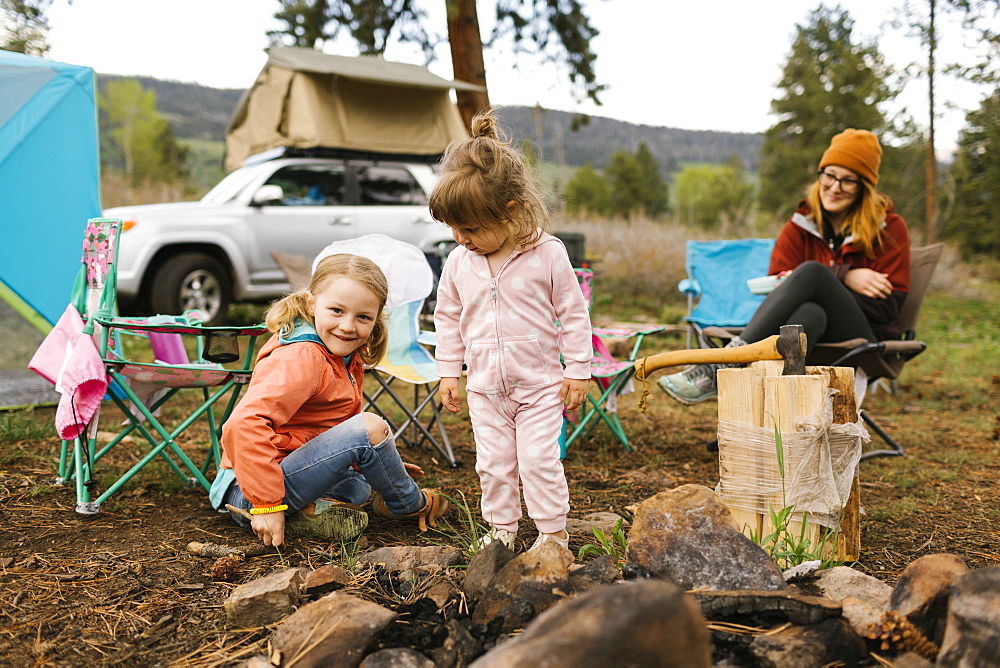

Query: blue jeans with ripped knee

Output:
[222, 413, 424, 527]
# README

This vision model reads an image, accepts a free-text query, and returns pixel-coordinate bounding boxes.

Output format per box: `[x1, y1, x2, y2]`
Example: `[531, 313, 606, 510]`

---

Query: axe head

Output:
[777, 324, 807, 375]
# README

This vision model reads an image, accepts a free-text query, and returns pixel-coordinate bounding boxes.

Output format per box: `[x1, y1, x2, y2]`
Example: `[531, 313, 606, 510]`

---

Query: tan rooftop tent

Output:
[224, 47, 483, 172]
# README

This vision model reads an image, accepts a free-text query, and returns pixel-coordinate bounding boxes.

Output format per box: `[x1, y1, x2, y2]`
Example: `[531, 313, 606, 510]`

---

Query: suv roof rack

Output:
[243, 146, 444, 167]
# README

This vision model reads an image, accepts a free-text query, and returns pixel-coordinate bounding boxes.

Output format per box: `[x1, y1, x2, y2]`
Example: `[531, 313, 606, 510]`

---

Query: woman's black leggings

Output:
[740, 261, 876, 353]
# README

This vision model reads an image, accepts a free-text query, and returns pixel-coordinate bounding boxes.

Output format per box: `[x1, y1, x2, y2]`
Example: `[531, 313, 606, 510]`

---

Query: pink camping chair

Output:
[559, 268, 666, 457]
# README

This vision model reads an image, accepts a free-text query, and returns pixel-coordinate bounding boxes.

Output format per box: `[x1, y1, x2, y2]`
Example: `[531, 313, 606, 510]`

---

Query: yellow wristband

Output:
[249, 504, 288, 515]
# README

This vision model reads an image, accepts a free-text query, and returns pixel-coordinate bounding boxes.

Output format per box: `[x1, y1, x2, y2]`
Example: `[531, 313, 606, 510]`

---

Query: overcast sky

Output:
[45, 0, 995, 155]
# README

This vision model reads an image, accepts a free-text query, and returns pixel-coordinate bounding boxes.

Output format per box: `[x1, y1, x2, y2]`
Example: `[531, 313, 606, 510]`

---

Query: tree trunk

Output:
[446, 0, 490, 130]
[925, 0, 938, 243]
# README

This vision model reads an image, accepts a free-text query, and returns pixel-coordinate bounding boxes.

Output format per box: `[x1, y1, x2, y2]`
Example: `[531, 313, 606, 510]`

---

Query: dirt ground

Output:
[1, 377, 997, 666]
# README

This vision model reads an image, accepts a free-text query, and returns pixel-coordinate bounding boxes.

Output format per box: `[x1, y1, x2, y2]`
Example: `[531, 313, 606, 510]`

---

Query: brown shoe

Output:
[372, 489, 449, 532]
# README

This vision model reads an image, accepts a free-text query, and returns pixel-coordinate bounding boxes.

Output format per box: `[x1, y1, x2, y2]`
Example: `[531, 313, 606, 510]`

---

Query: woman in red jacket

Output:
[660, 129, 911, 404]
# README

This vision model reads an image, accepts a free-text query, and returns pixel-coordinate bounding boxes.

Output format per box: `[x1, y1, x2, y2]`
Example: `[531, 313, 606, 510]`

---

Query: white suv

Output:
[105, 154, 455, 325]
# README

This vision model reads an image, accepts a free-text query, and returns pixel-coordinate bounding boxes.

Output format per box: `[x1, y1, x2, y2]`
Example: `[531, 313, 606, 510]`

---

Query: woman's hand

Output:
[845, 268, 893, 299]
[251, 511, 285, 547]
[439, 377, 461, 413]
[561, 378, 590, 411]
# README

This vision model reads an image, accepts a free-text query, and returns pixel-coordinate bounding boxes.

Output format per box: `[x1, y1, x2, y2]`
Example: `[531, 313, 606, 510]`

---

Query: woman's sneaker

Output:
[476, 527, 517, 550]
[287, 499, 368, 541]
[372, 488, 449, 532]
[657, 364, 718, 404]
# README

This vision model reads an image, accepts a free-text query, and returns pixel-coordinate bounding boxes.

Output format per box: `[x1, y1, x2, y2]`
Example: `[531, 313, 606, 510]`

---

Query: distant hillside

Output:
[97, 75, 245, 140]
[495, 107, 763, 172]
[101, 75, 763, 174]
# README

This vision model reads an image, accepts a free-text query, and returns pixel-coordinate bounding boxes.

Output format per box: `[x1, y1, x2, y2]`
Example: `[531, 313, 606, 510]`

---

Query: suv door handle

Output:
[329, 216, 353, 225]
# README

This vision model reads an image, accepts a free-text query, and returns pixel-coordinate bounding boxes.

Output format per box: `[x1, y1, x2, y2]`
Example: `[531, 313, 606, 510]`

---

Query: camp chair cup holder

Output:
[202, 331, 240, 363]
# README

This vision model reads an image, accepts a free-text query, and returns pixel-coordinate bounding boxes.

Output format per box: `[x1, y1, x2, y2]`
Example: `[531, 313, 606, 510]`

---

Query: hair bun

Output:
[470, 109, 498, 140]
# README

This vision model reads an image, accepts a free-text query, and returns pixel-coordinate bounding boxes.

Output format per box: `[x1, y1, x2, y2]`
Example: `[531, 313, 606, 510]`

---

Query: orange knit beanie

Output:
[819, 129, 882, 185]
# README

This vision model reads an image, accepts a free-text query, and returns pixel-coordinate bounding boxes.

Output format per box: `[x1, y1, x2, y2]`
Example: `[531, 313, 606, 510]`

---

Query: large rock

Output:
[471, 541, 573, 631]
[568, 554, 619, 594]
[358, 545, 465, 577]
[748, 617, 868, 667]
[224, 567, 305, 627]
[470, 580, 711, 667]
[303, 563, 352, 596]
[463, 540, 515, 603]
[813, 565, 893, 609]
[271, 591, 397, 668]
[840, 596, 885, 638]
[937, 566, 1000, 667]
[889, 553, 969, 646]
[627, 485, 786, 591]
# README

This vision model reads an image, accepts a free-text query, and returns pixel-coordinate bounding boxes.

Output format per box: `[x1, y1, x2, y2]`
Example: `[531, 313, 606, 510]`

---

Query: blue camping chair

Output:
[680, 239, 775, 348]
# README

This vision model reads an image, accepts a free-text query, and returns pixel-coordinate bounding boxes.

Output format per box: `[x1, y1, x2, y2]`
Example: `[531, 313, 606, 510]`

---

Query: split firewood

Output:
[186, 541, 268, 559]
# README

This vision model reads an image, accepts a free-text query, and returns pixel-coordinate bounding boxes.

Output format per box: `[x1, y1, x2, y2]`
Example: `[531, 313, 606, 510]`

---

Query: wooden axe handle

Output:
[633, 335, 781, 379]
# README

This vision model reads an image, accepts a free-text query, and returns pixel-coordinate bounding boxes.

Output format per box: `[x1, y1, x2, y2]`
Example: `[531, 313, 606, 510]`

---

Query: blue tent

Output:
[0, 50, 101, 333]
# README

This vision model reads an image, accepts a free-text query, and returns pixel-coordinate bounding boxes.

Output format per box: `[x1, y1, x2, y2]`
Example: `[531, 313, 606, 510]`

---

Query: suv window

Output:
[265, 164, 346, 206]
[356, 165, 427, 206]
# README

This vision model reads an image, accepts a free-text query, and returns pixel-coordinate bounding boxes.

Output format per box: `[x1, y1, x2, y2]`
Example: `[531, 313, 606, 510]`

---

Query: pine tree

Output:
[945, 87, 1000, 256]
[758, 5, 894, 217]
[633, 142, 668, 216]
[564, 163, 612, 216]
[604, 149, 645, 219]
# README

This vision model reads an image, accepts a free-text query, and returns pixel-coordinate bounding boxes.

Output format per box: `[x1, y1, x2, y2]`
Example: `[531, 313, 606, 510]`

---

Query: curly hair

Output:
[263, 254, 388, 366]
[428, 107, 549, 248]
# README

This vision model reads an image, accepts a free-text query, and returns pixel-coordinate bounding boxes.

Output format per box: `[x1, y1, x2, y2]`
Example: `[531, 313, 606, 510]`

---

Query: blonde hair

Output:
[805, 178, 892, 258]
[429, 108, 549, 248]
[264, 254, 388, 366]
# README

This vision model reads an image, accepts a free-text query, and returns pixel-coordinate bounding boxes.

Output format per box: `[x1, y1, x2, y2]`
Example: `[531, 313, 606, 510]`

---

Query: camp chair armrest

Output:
[678, 278, 701, 298]
[700, 326, 743, 342]
[814, 338, 872, 350]
[880, 340, 927, 356]
[95, 317, 268, 337]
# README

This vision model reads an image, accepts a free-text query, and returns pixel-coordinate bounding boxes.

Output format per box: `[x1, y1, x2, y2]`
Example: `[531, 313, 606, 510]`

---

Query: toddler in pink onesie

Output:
[430, 108, 592, 552]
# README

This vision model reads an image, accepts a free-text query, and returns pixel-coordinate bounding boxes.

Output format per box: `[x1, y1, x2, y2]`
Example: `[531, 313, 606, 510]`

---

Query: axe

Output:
[634, 324, 807, 380]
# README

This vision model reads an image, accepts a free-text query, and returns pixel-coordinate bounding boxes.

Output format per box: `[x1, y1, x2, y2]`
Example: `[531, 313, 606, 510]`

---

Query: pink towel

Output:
[28, 304, 85, 385]
[55, 333, 109, 440]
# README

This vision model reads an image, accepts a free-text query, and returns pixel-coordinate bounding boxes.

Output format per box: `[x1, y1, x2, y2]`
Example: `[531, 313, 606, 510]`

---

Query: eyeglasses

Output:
[818, 170, 861, 194]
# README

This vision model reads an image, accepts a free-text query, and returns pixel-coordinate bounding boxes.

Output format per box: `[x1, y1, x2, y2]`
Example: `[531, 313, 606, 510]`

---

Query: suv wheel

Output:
[149, 252, 232, 326]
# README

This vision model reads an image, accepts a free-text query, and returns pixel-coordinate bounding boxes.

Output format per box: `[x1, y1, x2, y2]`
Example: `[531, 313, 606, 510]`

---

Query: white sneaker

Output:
[529, 530, 569, 551]
[477, 527, 517, 550]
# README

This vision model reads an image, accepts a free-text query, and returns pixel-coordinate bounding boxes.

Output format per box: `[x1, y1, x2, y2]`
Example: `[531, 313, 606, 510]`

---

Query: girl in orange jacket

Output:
[211, 254, 447, 546]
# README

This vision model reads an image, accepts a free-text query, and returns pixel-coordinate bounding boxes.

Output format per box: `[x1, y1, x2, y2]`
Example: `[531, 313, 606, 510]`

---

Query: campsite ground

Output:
[1, 219, 998, 665]
[1, 293, 997, 665]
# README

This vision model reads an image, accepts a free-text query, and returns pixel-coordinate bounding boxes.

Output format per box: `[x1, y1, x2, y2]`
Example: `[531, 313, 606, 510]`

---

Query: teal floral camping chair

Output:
[36, 218, 267, 514]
